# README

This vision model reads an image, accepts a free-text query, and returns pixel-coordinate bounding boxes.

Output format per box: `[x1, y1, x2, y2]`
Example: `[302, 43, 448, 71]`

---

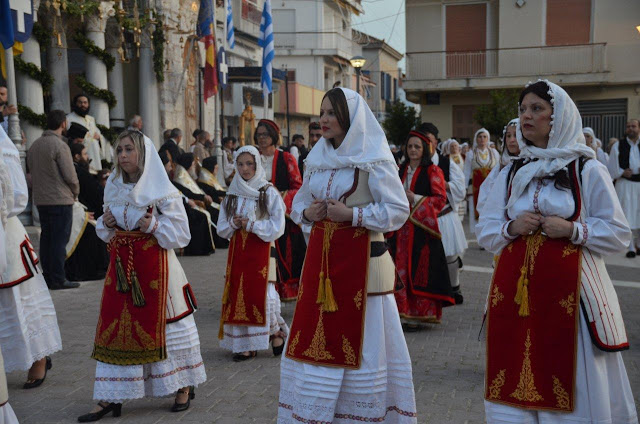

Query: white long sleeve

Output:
[217, 187, 286, 243]
[291, 162, 409, 234]
[463, 151, 473, 184]
[447, 158, 467, 207]
[476, 165, 501, 216]
[476, 160, 631, 256]
[3, 154, 27, 216]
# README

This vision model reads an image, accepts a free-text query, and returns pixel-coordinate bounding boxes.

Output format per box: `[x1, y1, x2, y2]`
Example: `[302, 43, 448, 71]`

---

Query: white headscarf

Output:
[501, 118, 520, 166]
[304, 88, 397, 175]
[227, 145, 269, 200]
[473, 128, 491, 149]
[582, 127, 602, 148]
[104, 134, 180, 208]
[507, 80, 595, 208]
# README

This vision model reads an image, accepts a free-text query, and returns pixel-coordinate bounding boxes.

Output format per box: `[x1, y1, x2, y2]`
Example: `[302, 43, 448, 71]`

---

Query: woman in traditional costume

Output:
[476, 80, 637, 423]
[389, 130, 454, 327]
[217, 145, 289, 361]
[464, 128, 500, 231]
[197, 156, 227, 203]
[278, 88, 417, 423]
[443, 139, 464, 168]
[0, 127, 62, 389]
[583, 127, 609, 166]
[255, 119, 305, 302]
[78, 131, 206, 422]
[477, 118, 520, 215]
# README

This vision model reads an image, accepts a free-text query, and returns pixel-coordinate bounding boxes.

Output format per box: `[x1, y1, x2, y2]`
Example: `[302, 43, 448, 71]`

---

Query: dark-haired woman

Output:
[389, 130, 454, 326]
[216, 146, 289, 361]
[278, 88, 417, 423]
[477, 81, 637, 423]
[254, 119, 305, 302]
[78, 131, 205, 421]
[477, 118, 520, 215]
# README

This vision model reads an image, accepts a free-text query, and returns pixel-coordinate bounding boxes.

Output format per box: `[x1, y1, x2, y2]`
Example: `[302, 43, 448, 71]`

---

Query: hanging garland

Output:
[76, 75, 117, 109]
[72, 31, 116, 72]
[18, 105, 47, 129]
[31, 22, 50, 51]
[152, 24, 165, 83]
[14, 56, 54, 92]
[63, 0, 101, 19]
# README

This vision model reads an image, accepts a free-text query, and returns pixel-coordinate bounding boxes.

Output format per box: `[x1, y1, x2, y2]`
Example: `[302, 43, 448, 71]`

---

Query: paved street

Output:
[6, 227, 640, 423]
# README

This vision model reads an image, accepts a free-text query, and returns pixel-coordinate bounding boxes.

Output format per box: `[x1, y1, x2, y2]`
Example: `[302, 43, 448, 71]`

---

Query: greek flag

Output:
[258, 0, 273, 94]
[226, 0, 235, 49]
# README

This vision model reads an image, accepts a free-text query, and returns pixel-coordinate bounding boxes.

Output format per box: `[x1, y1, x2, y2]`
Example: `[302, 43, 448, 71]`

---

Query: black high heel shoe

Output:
[23, 356, 52, 389]
[232, 351, 257, 362]
[77, 402, 122, 422]
[272, 336, 285, 356]
[171, 386, 195, 412]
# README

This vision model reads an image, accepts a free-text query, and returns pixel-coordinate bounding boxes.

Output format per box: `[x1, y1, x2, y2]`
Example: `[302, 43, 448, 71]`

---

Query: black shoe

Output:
[272, 337, 285, 356]
[77, 402, 122, 422]
[636, 249, 640, 256]
[626, 251, 636, 258]
[233, 351, 257, 362]
[453, 290, 464, 305]
[23, 356, 51, 389]
[171, 387, 195, 412]
[51, 280, 80, 290]
[402, 323, 420, 332]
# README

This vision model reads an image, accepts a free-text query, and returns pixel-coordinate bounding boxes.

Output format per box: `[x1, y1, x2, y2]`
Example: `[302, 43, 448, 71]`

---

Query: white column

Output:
[84, 2, 114, 127]
[16, 37, 45, 148]
[106, 43, 125, 128]
[47, 28, 70, 112]
[139, 29, 161, 148]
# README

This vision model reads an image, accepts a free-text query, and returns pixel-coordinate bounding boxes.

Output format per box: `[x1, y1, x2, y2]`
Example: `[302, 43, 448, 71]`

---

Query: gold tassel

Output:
[222, 280, 231, 305]
[115, 257, 130, 293]
[514, 266, 527, 305]
[130, 271, 146, 307]
[322, 277, 338, 312]
[518, 278, 530, 317]
[316, 271, 326, 304]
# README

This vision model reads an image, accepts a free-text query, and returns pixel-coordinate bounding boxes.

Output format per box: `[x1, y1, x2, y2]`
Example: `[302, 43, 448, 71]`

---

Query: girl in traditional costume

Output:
[477, 80, 637, 423]
[278, 88, 417, 423]
[389, 130, 454, 327]
[464, 128, 500, 231]
[477, 118, 520, 215]
[217, 145, 289, 361]
[0, 127, 62, 389]
[78, 131, 206, 422]
[583, 127, 609, 166]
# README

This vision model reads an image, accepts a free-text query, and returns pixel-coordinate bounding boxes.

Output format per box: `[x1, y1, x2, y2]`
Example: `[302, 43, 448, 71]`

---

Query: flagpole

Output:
[213, 3, 224, 187]
[4, 47, 21, 148]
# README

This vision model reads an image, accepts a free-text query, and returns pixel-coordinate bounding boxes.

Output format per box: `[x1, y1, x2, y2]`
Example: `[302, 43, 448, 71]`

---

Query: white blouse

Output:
[216, 186, 285, 243]
[476, 160, 630, 256]
[96, 183, 190, 250]
[463, 147, 500, 183]
[291, 162, 409, 234]
[433, 153, 466, 210]
[607, 139, 640, 179]
[261, 154, 274, 182]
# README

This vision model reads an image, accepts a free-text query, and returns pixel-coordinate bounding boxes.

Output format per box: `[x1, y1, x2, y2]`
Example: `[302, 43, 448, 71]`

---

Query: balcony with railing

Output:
[274, 31, 356, 60]
[404, 43, 608, 91]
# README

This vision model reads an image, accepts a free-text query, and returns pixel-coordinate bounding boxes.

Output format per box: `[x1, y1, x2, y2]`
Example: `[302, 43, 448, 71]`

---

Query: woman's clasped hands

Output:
[508, 212, 574, 239]
[304, 199, 353, 223]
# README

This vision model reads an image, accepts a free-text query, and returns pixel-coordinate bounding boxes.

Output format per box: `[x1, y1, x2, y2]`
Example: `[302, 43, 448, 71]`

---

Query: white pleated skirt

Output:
[220, 283, 289, 353]
[0, 404, 18, 424]
[0, 274, 62, 372]
[278, 294, 418, 424]
[615, 179, 640, 230]
[438, 211, 468, 257]
[485, 312, 638, 424]
[93, 314, 207, 403]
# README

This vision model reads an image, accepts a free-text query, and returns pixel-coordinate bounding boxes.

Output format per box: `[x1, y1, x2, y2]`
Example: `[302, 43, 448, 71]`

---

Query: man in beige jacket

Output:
[27, 110, 80, 290]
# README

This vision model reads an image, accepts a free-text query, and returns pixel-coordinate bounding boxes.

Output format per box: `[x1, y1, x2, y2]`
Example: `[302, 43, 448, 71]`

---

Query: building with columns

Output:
[404, 0, 640, 144]
[9, 0, 233, 153]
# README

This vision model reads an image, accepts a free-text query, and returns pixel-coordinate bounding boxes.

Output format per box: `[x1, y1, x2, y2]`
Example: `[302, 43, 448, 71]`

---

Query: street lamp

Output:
[350, 55, 366, 95]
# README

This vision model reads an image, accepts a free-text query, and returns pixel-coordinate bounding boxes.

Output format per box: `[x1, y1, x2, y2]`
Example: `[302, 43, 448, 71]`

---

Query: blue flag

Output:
[0, 0, 15, 49]
[226, 0, 235, 49]
[258, 0, 273, 94]
[197, 0, 214, 38]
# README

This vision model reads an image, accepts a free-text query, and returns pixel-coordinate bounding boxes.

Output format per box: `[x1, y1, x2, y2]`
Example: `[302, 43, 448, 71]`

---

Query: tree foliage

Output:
[474, 89, 520, 143]
[382, 101, 421, 146]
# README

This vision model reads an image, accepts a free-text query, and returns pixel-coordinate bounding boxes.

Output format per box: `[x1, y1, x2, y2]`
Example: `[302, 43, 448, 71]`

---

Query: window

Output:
[445, 3, 487, 77]
[546, 0, 591, 46]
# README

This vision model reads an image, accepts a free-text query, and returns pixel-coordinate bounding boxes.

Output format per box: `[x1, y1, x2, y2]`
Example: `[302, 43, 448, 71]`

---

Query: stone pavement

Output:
[6, 231, 640, 423]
